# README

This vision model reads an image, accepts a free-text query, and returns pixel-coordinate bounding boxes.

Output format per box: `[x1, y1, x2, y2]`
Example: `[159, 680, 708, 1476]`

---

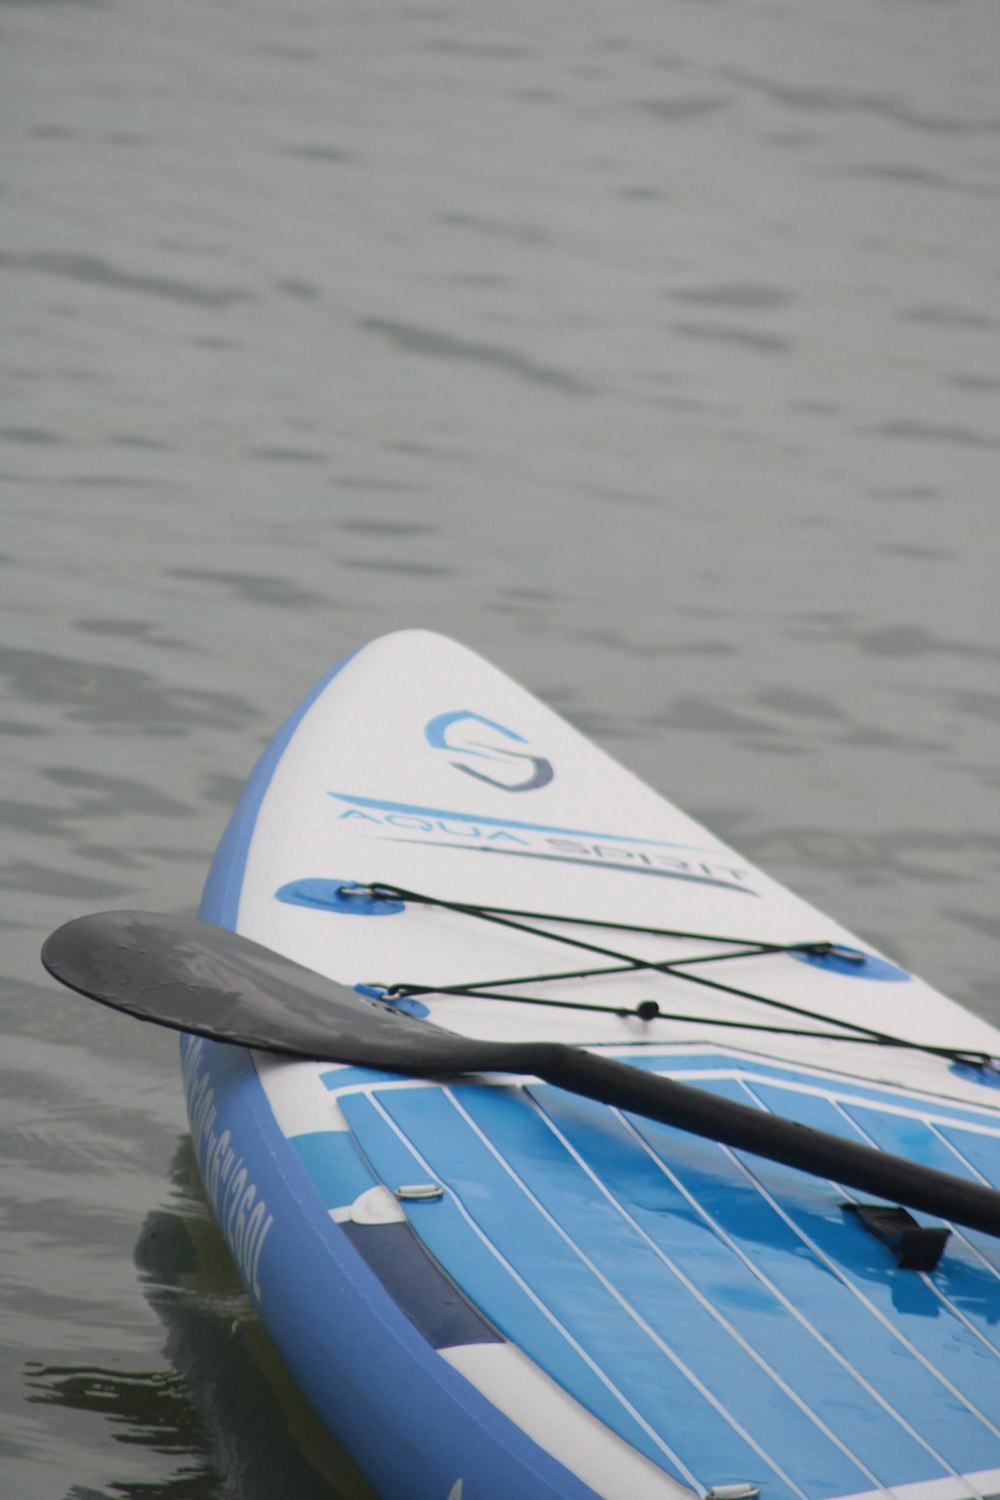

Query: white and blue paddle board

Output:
[186, 629, 1000, 1500]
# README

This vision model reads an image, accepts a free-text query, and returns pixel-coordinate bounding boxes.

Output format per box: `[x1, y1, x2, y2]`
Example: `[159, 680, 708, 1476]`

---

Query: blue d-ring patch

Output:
[949, 1061, 1000, 1091]
[788, 946, 911, 982]
[275, 879, 405, 917]
[354, 983, 430, 1019]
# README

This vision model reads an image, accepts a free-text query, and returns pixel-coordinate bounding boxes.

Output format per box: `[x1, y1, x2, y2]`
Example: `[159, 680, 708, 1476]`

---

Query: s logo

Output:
[425, 711, 554, 793]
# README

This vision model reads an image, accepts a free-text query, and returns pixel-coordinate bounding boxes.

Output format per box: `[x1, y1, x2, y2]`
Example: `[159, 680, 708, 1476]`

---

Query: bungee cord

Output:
[345, 882, 998, 1073]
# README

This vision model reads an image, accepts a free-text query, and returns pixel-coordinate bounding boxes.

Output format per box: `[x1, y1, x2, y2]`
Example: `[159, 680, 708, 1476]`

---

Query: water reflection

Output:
[26, 1138, 376, 1500]
[26, 1361, 222, 1500]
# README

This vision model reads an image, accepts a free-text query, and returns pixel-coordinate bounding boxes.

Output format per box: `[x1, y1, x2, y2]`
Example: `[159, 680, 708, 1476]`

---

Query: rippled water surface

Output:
[4, 1, 1000, 1494]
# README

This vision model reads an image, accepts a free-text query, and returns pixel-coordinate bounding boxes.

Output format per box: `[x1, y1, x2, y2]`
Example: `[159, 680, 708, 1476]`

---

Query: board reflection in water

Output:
[25, 1136, 376, 1500]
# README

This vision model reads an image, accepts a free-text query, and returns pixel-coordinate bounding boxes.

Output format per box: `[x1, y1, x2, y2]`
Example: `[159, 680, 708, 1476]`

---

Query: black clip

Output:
[842, 1203, 950, 1271]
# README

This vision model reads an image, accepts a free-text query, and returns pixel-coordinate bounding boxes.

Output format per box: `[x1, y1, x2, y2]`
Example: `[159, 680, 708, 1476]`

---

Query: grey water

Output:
[3, 0, 1000, 1493]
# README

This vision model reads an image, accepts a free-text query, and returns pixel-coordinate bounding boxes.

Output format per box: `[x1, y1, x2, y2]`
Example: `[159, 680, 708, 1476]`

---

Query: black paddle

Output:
[41, 909, 1000, 1241]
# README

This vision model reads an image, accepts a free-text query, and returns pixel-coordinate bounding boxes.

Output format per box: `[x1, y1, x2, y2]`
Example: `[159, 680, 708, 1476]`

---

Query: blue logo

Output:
[424, 711, 554, 793]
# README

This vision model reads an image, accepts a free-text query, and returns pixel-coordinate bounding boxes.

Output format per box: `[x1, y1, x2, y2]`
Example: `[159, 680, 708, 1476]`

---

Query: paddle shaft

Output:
[40, 910, 1000, 1240]
[518, 1043, 1000, 1238]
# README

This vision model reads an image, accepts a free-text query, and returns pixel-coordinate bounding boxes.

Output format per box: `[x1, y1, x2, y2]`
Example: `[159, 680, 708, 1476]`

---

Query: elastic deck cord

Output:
[346, 882, 998, 1073]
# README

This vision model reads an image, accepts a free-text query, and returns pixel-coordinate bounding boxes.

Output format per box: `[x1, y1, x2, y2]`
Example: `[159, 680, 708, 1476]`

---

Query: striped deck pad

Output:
[296, 1054, 1000, 1500]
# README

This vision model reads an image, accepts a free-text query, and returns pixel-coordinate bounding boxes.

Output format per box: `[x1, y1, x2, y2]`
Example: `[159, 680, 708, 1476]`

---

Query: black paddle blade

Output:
[40, 910, 506, 1073]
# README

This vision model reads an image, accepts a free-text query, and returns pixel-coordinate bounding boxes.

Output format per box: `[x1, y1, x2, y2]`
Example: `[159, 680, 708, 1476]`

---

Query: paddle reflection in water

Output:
[25, 1137, 376, 1500]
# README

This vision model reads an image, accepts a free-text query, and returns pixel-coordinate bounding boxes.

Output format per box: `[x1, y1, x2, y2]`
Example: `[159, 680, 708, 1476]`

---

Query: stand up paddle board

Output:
[183, 630, 1000, 1500]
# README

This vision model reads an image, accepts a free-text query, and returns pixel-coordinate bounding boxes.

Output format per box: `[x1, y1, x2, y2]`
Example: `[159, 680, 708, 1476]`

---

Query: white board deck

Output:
[190, 630, 1000, 1500]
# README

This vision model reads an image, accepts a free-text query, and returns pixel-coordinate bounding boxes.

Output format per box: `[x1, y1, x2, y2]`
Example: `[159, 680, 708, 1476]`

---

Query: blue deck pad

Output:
[616, 1051, 1000, 1128]
[623, 1105, 993, 1484]
[825, 1100, 1000, 1350]
[932, 1121, 1000, 1296]
[334, 1089, 692, 1488]
[289, 1130, 377, 1209]
[525, 1084, 941, 1492]
[744, 1082, 1000, 1400]
[620, 1052, 1000, 1283]
[937, 1119, 1000, 1193]
[346, 1088, 819, 1499]
[451, 1082, 880, 1499]
[664, 1077, 1000, 1476]
[320, 1065, 411, 1092]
